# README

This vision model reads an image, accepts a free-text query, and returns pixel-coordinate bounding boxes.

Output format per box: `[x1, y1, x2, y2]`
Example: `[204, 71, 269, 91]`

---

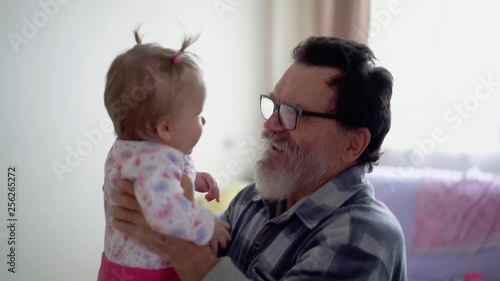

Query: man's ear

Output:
[156, 116, 173, 141]
[341, 127, 371, 163]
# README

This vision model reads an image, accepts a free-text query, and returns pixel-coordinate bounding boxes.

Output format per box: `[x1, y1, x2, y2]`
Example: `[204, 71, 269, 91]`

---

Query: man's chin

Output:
[254, 169, 297, 201]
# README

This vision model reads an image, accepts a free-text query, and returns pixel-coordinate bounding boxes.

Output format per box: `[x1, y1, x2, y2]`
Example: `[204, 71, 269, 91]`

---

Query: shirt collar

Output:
[252, 164, 371, 229]
[114, 139, 188, 167]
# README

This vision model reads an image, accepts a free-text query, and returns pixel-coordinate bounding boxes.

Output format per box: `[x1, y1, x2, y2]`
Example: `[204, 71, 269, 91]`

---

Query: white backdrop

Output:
[370, 0, 500, 154]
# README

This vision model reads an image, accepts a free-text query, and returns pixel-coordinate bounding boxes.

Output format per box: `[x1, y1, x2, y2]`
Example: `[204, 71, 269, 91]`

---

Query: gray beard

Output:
[254, 131, 332, 200]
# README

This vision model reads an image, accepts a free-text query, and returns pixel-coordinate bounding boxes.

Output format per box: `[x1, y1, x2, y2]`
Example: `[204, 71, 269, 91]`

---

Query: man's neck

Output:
[284, 163, 355, 211]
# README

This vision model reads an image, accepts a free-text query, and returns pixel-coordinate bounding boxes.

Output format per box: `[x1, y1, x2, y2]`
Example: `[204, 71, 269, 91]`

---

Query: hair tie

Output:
[171, 54, 182, 64]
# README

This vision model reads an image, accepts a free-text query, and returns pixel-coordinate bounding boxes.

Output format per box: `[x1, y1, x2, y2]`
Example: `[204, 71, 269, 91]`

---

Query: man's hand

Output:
[194, 172, 220, 202]
[109, 180, 219, 281]
[209, 218, 231, 254]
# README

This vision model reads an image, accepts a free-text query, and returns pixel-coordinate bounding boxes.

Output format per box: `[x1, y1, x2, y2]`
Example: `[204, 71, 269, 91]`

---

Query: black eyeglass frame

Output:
[259, 94, 344, 130]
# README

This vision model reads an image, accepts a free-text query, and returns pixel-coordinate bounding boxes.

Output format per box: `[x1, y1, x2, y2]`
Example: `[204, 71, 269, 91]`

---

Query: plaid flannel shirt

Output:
[203, 165, 407, 281]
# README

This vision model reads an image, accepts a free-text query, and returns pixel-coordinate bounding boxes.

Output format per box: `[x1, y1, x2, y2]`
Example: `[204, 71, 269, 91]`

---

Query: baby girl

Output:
[97, 28, 230, 281]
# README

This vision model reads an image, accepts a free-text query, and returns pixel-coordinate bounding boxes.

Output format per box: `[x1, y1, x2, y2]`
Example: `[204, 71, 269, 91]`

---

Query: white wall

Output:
[0, 0, 271, 280]
[369, 0, 500, 154]
[270, 0, 316, 84]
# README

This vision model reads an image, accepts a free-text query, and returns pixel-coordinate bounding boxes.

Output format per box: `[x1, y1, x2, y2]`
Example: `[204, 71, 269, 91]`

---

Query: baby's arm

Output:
[194, 172, 220, 202]
[122, 161, 215, 245]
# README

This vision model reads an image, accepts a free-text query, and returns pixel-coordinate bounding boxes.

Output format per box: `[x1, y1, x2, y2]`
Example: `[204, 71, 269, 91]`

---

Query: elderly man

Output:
[110, 36, 407, 281]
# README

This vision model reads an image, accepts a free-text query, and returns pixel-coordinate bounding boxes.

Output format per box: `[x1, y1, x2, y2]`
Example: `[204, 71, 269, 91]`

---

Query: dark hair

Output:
[292, 36, 393, 172]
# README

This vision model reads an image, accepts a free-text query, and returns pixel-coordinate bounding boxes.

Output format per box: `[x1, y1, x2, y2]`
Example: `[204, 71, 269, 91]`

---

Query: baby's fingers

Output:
[205, 193, 216, 202]
[215, 187, 220, 202]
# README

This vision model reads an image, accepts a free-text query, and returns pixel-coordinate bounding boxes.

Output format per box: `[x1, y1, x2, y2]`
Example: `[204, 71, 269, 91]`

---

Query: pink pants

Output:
[97, 252, 180, 281]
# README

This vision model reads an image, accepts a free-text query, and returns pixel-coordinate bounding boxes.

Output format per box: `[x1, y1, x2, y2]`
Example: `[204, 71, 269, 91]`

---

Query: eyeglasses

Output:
[260, 94, 343, 130]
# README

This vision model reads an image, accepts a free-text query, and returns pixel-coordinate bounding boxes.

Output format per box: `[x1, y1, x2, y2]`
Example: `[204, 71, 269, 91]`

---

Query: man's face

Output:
[255, 63, 346, 200]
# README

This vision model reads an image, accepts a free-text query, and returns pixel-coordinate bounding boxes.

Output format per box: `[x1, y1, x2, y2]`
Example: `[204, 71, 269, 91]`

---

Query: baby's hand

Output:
[209, 217, 231, 254]
[194, 172, 220, 202]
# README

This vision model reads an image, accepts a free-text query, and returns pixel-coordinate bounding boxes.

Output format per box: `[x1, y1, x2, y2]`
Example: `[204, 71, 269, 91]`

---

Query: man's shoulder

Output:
[307, 189, 406, 279]
[314, 189, 406, 276]
[320, 188, 405, 247]
[352, 187, 405, 241]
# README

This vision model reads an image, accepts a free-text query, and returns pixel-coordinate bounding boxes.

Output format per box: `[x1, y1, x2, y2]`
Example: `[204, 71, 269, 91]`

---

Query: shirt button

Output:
[254, 241, 261, 250]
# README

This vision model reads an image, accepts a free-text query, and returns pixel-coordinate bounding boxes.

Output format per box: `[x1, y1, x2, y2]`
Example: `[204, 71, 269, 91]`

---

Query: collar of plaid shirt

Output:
[250, 164, 370, 229]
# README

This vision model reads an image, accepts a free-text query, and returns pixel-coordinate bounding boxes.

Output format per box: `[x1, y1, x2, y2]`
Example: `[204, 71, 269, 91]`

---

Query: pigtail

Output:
[133, 24, 144, 45]
[171, 34, 200, 64]
[179, 34, 200, 53]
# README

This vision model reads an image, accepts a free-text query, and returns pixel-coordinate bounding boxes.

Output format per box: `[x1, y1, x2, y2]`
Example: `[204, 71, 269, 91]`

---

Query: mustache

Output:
[261, 130, 297, 155]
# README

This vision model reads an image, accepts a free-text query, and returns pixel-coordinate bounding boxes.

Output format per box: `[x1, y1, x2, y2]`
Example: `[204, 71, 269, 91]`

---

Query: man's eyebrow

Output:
[269, 92, 303, 108]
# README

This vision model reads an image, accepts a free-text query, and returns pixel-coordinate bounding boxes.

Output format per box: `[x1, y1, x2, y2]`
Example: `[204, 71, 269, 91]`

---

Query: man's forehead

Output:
[273, 63, 340, 109]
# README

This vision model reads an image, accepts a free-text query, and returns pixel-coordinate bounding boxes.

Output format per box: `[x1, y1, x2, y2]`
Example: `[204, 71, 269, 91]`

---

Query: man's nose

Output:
[263, 110, 285, 132]
[201, 116, 206, 125]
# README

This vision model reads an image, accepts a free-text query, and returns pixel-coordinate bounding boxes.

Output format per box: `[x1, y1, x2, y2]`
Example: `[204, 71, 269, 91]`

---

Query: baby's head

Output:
[104, 29, 206, 154]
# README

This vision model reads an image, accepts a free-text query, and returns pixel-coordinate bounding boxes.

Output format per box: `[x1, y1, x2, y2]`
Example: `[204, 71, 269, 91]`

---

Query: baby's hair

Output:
[104, 27, 202, 142]
[133, 26, 143, 44]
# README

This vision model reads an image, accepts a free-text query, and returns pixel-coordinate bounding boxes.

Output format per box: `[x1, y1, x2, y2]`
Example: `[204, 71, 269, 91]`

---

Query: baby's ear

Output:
[156, 116, 173, 141]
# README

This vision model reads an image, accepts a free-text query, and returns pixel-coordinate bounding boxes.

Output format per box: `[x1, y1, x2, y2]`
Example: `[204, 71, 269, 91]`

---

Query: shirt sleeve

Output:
[121, 153, 215, 246]
[280, 243, 398, 281]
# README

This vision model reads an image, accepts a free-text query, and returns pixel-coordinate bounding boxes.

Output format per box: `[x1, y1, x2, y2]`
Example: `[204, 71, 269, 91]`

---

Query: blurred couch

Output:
[375, 148, 500, 280]
[367, 166, 500, 281]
